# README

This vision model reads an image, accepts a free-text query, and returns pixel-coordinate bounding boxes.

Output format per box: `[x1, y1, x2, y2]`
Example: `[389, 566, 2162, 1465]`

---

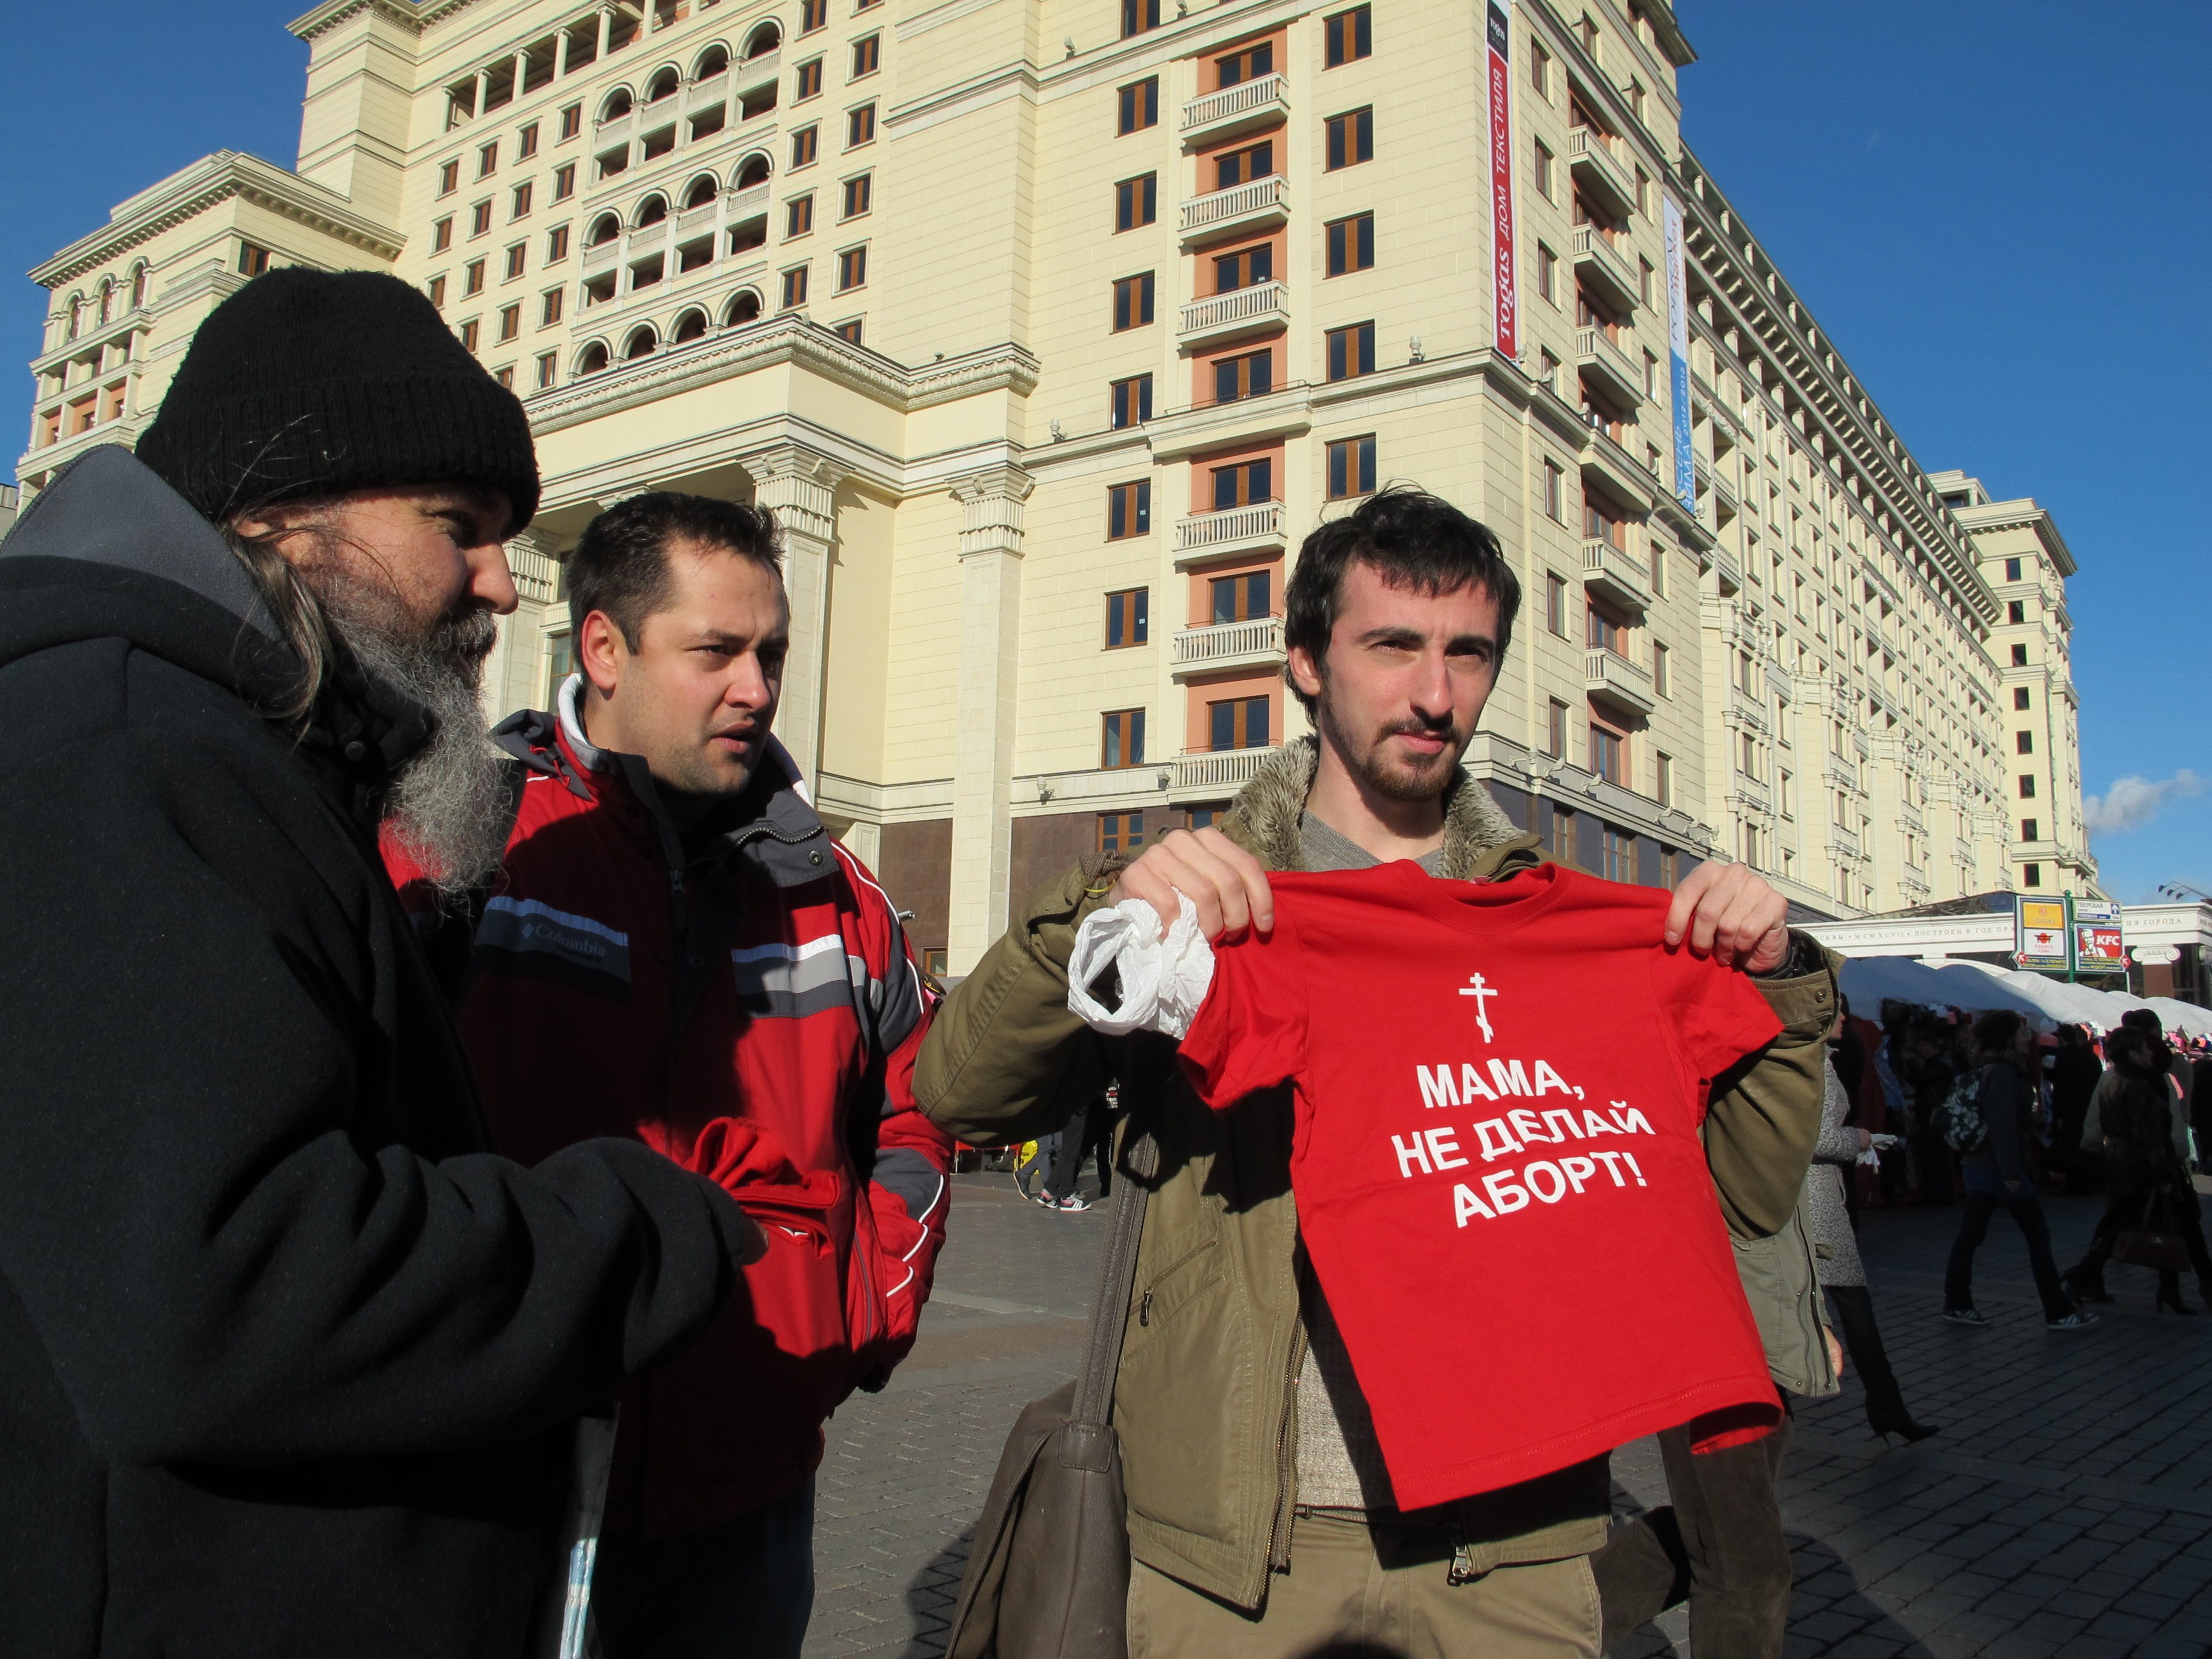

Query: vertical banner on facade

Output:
[1663, 196, 1695, 513]
[1484, 0, 1517, 358]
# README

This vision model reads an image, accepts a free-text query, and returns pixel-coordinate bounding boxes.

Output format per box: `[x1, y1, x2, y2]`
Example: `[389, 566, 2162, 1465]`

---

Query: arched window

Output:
[624, 326, 659, 360]
[733, 152, 771, 190]
[600, 87, 634, 123]
[96, 280, 113, 326]
[66, 295, 82, 340]
[682, 175, 719, 210]
[129, 263, 149, 310]
[742, 21, 780, 57]
[694, 44, 730, 79]
[586, 212, 622, 246]
[634, 195, 669, 228]
[723, 289, 763, 327]
[646, 67, 680, 102]
[672, 307, 709, 344]
[577, 341, 612, 375]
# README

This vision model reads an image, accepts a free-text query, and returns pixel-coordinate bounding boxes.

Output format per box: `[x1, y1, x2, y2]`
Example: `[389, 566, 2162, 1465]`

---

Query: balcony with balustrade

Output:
[1172, 745, 1279, 799]
[1171, 615, 1285, 681]
[1175, 501, 1286, 566]
[1581, 538, 1652, 615]
[1568, 127, 1635, 219]
[1575, 326, 1644, 411]
[1179, 280, 1289, 350]
[1585, 647, 1655, 717]
[1179, 175, 1289, 247]
[1181, 73, 1289, 147]
[1572, 226, 1639, 315]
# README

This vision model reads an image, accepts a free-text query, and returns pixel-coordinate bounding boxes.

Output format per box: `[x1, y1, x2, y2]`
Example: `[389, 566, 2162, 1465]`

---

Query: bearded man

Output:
[921, 488, 1841, 1658]
[0, 270, 765, 1659]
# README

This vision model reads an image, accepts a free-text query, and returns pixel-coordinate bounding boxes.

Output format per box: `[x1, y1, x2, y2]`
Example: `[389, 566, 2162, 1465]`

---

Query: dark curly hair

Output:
[1281, 487, 1521, 714]
[568, 490, 782, 646]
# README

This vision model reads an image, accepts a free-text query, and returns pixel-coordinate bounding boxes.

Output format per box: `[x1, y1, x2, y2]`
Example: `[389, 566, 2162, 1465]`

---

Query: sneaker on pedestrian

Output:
[1056, 1193, 1092, 1212]
[1940, 1307, 1989, 1327]
[2045, 1310, 2100, 1331]
[1031, 1187, 1061, 1208]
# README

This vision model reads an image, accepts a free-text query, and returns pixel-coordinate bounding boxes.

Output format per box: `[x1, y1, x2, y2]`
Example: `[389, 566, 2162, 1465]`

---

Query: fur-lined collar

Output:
[1219, 735, 1533, 880]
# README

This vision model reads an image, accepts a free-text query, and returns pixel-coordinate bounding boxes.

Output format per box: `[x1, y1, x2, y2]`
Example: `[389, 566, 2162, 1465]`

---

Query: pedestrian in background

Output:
[1900, 1016, 1957, 1206]
[2049, 1024, 2104, 1195]
[1813, 1018, 1937, 1441]
[1037, 1085, 1116, 1212]
[1942, 1010, 2097, 1331]
[2066, 1028, 2210, 1315]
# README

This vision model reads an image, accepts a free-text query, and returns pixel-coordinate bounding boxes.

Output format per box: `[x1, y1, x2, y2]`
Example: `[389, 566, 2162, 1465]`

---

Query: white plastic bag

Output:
[1067, 891, 1216, 1039]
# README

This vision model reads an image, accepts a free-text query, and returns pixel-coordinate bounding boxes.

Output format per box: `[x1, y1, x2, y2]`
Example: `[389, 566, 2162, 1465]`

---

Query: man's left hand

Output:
[1663, 860, 1790, 974]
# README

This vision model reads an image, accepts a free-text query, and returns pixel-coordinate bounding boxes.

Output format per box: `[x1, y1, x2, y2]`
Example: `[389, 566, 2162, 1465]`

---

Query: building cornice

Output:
[29, 152, 402, 292]
[526, 315, 1038, 435]
[1675, 147, 1999, 629]
[287, 0, 469, 42]
[1952, 498, 2078, 577]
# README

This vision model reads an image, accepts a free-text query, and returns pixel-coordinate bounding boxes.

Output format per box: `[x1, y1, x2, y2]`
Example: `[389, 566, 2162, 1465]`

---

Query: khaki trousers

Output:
[1127, 1510, 1601, 1659]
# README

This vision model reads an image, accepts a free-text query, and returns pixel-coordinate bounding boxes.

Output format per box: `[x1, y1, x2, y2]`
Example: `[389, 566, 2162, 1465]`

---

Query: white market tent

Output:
[1839, 954, 2202, 1034]
[1837, 956, 2051, 1022]
[2146, 997, 2212, 1039]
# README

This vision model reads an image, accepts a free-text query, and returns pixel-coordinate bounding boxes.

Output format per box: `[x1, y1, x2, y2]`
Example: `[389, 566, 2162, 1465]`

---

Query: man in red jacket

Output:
[388, 490, 950, 1658]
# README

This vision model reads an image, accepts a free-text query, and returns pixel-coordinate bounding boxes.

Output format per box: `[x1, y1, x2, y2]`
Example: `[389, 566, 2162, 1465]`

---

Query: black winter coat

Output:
[0, 447, 758, 1658]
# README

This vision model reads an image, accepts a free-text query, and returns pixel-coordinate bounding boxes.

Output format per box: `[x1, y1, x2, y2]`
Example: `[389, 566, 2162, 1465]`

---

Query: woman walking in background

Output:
[2065, 1028, 2209, 1314]
[1816, 1014, 1938, 1442]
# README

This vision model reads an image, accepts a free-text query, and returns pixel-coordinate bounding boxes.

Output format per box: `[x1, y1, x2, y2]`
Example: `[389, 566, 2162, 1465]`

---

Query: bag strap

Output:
[1068, 1039, 1167, 1431]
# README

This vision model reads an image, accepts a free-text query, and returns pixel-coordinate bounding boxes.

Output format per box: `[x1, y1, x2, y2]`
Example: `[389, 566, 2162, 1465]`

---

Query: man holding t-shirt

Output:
[918, 489, 1838, 1657]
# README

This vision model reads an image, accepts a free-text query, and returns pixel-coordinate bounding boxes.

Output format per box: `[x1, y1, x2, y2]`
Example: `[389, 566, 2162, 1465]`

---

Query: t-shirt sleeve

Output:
[1176, 912, 1307, 1110]
[1649, 942, 1786, 1090]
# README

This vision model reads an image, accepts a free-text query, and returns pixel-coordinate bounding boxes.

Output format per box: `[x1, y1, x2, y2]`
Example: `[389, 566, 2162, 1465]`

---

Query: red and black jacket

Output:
[386, 677, 949, 1535]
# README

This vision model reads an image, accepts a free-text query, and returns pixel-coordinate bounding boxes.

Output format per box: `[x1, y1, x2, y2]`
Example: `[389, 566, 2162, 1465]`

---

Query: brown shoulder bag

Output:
[942, 1120, 1156, 1659]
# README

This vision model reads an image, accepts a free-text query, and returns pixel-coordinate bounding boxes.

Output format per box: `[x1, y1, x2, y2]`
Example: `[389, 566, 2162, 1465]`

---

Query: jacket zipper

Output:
[1263, 1320, 1308, 1573]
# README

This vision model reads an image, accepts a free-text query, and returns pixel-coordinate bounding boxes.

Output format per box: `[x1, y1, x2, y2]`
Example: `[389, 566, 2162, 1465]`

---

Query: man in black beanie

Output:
[0, 268, 767, 1658]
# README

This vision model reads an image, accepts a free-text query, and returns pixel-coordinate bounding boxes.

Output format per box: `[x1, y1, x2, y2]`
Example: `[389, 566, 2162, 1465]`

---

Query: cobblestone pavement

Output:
[805, 1175, 2212, 1658]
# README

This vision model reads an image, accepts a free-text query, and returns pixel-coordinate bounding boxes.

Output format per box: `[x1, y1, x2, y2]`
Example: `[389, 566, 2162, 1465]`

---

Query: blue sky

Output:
[6, 2, 2204, 903]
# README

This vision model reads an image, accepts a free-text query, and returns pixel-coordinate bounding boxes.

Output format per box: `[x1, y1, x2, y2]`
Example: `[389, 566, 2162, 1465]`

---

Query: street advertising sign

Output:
[2014, 896, 2070, 973]
[1663, 195, 1695, 513]
[2072, 897, 2125, 977]
[1484, 0, 1517, 358]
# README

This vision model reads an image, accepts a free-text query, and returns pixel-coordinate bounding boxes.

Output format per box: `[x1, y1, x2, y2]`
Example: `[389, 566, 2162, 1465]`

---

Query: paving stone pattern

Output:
[806, 1176, 2212, 1658]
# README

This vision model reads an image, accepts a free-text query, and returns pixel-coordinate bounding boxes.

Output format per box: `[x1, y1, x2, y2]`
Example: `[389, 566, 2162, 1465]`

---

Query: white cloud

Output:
[2084, 770, 2205, 837]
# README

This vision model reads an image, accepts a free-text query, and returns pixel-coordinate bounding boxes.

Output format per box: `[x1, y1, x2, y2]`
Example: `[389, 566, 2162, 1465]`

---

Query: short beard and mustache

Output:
[1314, 676, 1467, 803]
[306, 555, 510, 900]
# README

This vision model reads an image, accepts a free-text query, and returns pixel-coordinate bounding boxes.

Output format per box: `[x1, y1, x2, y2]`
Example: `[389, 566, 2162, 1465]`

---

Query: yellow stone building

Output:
[15, 0, 2096, 968]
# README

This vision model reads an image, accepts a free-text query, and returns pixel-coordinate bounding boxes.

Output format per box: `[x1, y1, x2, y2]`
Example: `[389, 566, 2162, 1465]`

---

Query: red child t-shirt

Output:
[1176, 860, 1786, 1510]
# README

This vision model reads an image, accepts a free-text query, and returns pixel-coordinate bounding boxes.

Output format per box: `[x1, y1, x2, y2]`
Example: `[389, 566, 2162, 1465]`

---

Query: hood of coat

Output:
[490, 672, 835, 891]
[0, 444, 434, 799]
[1219, 734, 1537, 880]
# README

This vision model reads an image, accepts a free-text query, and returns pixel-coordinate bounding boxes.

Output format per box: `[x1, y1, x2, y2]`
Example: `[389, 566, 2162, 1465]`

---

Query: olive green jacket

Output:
[916, 739, 1838, 1609]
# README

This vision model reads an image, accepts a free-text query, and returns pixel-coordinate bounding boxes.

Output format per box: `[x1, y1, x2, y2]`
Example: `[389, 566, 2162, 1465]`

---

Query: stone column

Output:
[947, 466, 1034, 974]
[742, 444, 845, 785]
[481, 530, 561, 720]
[597, 7, 614, 57]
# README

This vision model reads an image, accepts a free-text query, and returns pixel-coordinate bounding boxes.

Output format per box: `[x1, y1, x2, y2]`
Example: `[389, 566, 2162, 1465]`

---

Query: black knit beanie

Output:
[135, 268, 540, 532]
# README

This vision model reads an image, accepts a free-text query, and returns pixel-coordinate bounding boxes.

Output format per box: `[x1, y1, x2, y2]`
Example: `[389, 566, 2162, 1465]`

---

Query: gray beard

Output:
[313, 568, 509, 899]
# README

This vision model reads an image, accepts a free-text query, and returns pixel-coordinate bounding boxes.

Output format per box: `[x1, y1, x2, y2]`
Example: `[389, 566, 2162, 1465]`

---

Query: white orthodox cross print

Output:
[1458, 972, 1500, 1044]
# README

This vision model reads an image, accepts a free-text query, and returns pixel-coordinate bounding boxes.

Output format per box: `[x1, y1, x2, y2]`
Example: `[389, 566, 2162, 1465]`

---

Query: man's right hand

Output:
[1108, 827, 1274, 942]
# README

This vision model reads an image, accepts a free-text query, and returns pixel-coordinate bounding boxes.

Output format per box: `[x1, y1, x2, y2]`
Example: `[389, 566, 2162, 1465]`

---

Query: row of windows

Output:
[1119, 0, 1370, 65]
[1099, 571, 1273, 652]
[1099, 437, 1375, 540]
[1093, 696, 1270, 770]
